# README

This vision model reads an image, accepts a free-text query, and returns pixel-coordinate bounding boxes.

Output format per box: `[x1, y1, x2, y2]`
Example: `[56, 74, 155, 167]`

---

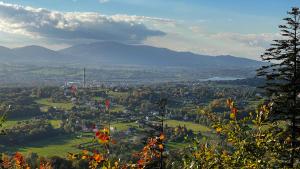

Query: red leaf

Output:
[105, 99, 110, 110]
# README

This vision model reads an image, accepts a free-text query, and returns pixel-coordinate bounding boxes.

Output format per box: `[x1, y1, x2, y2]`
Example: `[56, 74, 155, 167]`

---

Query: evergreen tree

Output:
[0, 105, 9, 135]
[257, 7, 300, 166]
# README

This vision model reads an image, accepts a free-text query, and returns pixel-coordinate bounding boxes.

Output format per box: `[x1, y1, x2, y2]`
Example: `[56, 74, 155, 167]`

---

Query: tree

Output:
[183, 100, 293, 168]
[0, 105, 10, 135]
[257, 7, 300, 166]
[0, 114, 5, 135]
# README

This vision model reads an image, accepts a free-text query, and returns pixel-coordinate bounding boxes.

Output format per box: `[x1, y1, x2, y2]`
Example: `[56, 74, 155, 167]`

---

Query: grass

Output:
[165, 120, 211, 132]
[2, 120, 148, 158]
[111, 122, 138, 131]
[36, 98, 74, 111]
[8, 134, 93, 157]
[49, 120, 62, 129]
[30, 68, 67, 76]
[167, 141, 188, 150]
[92, 96, 102, 100]
[2, 120, 20, 129]
[1, 120, 210, 157]
[3, 119, 62, 129]
[2, 117, 33, 129]
[111, 104, 125, 113]
[107, 91, 128, 98]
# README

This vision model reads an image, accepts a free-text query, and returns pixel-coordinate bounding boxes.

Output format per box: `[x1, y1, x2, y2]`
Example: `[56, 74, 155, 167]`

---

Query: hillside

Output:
[0, 42, 264, 70]
[59, 41, 263, 69]
[0, 42, 266, 85]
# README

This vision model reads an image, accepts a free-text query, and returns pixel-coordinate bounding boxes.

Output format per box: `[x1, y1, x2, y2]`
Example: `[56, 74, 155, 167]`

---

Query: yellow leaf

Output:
[230, 112, 236, 119]
[216, 127, 222, 133]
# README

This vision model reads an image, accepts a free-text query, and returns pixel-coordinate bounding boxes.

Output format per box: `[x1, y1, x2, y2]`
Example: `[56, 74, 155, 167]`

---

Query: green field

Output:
[3, 119, 62, 129]
[92, 96, 102, 100]
[9, 134, 93, 157]
[165, 120, 211, 132]
[111, 122, 138, 131]
[2, 117, 34, 129]
[36, 98, 74, 111]
[49, 120, 62, 129]
[167, 141, 188, 150]
[110, 104, 126, 113]
[107, 91, 128, 98]
[1, 121, 137, 157]
[2, 120, 21, 129]
[1, 120, 210, 157]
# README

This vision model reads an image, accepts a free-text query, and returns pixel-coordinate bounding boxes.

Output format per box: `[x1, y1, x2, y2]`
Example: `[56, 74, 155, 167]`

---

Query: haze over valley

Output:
[0, 41, 264, 86]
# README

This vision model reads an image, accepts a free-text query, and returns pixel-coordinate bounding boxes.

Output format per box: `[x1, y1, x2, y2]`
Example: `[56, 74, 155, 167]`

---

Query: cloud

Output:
[144, 21, 280, 60]
[189, 26, 203, 33]
[0, 2, 280, 60]
[145, 32, 268, 60]
[210, 32, 281, 48]
[99, 0, 110, 3]
[0, 2, 165, 44]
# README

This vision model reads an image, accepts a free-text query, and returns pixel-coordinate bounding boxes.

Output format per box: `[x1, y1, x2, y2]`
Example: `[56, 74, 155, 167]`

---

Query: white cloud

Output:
[0, 1, 165, 44]
[189, 26, 203, 33]
[144, 21, 280, 60]
[99, 0, 110, 3]
[210, 32, 281, 48]
[0, 1, 281, 60]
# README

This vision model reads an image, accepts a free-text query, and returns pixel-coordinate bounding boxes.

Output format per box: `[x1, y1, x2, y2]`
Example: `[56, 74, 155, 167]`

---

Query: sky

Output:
[0, 0, 300, 60]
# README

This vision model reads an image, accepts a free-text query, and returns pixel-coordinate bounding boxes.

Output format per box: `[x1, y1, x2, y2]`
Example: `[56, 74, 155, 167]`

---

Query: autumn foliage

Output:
[183, 99, 299, 168]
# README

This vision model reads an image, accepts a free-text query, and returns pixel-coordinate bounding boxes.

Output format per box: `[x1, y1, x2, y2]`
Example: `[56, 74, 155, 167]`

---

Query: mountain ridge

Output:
[0, 41, 264, 70]
[58, 41, 263, 68]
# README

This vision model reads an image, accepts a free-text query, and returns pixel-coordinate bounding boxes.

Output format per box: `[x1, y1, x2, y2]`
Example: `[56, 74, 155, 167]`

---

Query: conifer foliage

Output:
[257, 7, 300, 166]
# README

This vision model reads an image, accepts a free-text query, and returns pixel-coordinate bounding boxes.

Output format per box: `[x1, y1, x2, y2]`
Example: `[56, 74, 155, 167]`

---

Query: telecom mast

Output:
[83, 67, 86, 88]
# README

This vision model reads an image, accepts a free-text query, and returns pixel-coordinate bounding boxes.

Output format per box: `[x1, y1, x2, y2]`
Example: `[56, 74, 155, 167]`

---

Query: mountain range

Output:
[0, 41, 263, 70]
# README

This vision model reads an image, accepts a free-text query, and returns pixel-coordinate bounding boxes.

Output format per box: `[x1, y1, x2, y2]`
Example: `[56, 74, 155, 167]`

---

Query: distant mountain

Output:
[0, 41, 265, 71]
[11, 45, 72, 64]
[0, 46, 17, 62]
[59, 41, 264, 69]
[0, 42, 267, 84]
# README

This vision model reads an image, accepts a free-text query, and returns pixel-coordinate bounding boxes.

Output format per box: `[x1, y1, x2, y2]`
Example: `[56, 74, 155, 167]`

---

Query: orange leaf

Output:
[93, 153, 103, 163]
[158, 144, 164, 150]
[159, 133, 165, 141]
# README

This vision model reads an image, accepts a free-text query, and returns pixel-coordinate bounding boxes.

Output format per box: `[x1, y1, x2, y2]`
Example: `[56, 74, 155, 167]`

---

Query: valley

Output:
[0, 79, 263, 160]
